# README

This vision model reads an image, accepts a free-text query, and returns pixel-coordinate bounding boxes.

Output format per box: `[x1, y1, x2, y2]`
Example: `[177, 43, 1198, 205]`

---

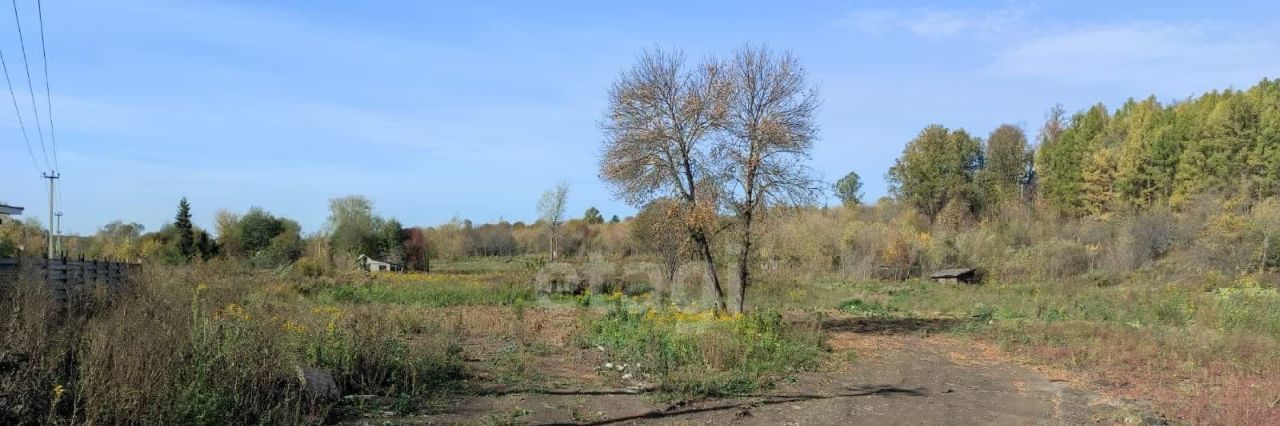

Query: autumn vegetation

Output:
[2, 46, 1279, 424]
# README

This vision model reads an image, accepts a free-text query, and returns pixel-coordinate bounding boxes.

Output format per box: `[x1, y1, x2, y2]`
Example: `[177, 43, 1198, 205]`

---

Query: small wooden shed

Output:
[929, 268, 978, 284]
[357, 254, 404, 272]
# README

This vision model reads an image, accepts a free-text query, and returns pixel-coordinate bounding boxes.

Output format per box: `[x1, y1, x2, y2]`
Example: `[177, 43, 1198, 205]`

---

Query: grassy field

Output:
[750, 275, 1280, 424]
[0, 261, 826, 424]
[310, 271, 534, 307]
[5, 255, 1279, 424]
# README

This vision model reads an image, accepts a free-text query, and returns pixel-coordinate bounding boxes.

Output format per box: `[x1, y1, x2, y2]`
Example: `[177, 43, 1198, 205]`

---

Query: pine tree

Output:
[1039, 104, 1107, 216]
[1082, 148, 1119, 215]
[175, 197, 195, 260]
[833, 171, 864, 207]
[583, 207, 604, 224]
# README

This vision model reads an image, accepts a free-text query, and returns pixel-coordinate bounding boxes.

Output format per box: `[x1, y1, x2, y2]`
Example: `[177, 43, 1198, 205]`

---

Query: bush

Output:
[621, 262, 666, 298]
[1214, 284, 1280, 338]
[673, 262, 715, 306]
[581, 261, 621, 294]
[1005, 239, 1091, 281]
[534, 262, 584, 295]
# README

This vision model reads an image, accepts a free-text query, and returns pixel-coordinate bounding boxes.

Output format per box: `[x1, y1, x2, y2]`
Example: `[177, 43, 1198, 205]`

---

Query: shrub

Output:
[1005, 238, 1091, 281]
[581, 261, 621, 294]
[534, 262, 584, 294]
[673, 262, 714, 306]
[1214, 284, 1280, 338]
[756, 209, 841, 276]
[621, 262, 666, 298]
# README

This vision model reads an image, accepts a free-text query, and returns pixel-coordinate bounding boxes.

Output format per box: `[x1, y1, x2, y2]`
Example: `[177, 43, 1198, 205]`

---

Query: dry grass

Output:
[759, 275, 1280, 425]
[0, 262, 468, 425]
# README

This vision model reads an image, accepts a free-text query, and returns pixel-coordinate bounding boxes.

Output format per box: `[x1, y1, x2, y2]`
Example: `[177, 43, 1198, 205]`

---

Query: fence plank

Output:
[0, 257, 138, 299]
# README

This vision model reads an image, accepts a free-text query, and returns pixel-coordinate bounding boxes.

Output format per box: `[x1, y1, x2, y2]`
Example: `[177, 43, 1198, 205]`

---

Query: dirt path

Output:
[347, 310, 1162, 425]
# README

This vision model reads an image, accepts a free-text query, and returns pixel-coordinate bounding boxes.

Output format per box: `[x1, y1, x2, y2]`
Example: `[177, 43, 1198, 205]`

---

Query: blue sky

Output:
[1, 0, 1278, 235]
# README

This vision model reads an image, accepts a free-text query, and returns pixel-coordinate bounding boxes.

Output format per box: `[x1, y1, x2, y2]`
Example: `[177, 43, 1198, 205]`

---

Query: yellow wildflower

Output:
[216, 303, 252, 321]
[282, 320, 308, 334]
[311, 305, 343, 318]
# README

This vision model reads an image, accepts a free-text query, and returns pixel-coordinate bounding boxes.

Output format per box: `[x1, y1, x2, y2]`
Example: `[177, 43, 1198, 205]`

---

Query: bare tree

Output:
[599, 48, 733, 312]
[538, 181, 570, 260]
[719, 45, 821, 313]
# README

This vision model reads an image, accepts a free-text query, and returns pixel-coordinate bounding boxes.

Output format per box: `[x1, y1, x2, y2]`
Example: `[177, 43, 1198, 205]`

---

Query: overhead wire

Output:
[0, 45, 42, 173]
[35, 0, 54, 171]
[10, 0, 49, 171]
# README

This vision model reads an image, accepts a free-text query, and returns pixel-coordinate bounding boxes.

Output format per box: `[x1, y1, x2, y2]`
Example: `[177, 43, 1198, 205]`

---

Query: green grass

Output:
[311, 274, 534, 307]
[837, 298, 896, 316]
[815, 278, 1280, 338]
[580, 298, 826, 398]
[431, 256, 545, 274]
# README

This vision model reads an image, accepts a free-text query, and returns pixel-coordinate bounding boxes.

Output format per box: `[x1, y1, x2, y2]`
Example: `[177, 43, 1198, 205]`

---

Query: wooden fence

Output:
[0, 257, 139, 302]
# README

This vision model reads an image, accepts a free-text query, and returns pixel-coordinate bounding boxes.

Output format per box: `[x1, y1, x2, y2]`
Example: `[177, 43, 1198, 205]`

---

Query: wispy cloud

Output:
[988, 22, 1280, 84]
[839, 5, 1028, 38]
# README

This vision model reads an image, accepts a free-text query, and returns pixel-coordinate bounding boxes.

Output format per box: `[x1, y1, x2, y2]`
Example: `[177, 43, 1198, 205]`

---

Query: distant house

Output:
[0, 203, 23, 226]
[357, 254, 404, 272]
[928, 268, 979, 284]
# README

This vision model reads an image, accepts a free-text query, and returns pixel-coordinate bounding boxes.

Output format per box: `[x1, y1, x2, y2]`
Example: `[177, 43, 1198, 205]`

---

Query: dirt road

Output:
[348, 312, 1164, 425]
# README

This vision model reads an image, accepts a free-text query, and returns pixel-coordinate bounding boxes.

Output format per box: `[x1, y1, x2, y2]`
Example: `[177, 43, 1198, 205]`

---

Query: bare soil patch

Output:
[340, 309, 1164, 425]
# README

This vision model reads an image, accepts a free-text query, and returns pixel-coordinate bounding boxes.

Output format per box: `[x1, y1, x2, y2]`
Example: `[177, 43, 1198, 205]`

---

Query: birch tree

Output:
[538, 181, 569, 260]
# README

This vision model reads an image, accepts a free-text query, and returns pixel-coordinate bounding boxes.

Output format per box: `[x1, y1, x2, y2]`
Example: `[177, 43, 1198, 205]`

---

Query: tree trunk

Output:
[735, 210, 753, 314]
[1261, 233, 1270, 274]
[693, 232, 727, 313]
[549, 230, 557, 261]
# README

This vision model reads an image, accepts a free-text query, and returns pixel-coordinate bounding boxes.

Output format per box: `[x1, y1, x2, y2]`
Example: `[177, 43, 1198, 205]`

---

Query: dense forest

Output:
[888, 78, 1280, 222]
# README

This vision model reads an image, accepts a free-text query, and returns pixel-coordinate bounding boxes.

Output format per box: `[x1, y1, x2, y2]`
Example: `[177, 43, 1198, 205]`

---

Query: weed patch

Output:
[580, 297, 825, 398]
[314, 272, 533, 307]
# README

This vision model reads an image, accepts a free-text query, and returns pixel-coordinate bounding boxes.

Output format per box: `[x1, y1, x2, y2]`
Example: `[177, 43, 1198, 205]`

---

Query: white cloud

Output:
[989, 22, 1280, 84]
[840, 5, 1027, 39]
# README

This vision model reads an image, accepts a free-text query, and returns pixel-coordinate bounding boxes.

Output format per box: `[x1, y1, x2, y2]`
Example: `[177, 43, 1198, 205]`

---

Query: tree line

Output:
[887, 78, 1280, 223]
[14, 193, 632, 272]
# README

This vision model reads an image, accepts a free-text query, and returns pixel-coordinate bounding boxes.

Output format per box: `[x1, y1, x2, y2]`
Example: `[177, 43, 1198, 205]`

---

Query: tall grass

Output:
[0, 263, 467, 425]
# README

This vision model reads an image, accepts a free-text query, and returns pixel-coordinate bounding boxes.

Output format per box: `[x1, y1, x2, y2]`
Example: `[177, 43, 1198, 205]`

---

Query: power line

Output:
[11, 0, 49, 171]
[0, 46, 42, 173]
[35, 0, 55, 172]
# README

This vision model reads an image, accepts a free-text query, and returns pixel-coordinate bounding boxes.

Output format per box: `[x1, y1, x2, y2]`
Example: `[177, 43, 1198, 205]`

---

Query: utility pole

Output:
[55, 211, 62, 255]
[43, 172, 59, 259]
